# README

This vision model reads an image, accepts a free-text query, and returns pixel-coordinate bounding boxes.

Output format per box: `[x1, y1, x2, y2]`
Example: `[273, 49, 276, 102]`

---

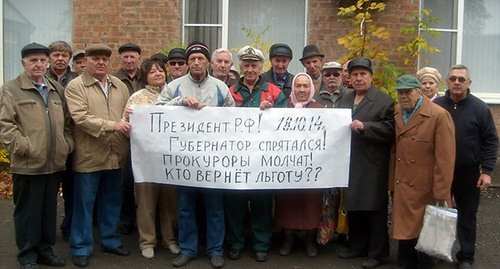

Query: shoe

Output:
[168, 244, 181, 254]
[458, 262, 473, 269]
[38, 254, 66, 267]
[120, 224, 135, 235]
[21, 263, 39, 269]
[210, 255, 225, 268]
[279, 234, 295, 256]
[305, 237, 318, 258]
[227, 248, 241, 260]
[172, 254, 193, 267]
[72, 255, 89, 267]
[339, 250, 367, 259]
[255, 251, 268, 262]
[362, 258, 382, 269]
[141, 248, 154, 259]
[105, 246, 131, 256]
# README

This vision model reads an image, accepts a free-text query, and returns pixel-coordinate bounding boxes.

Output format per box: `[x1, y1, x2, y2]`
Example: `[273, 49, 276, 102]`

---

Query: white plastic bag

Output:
[415, 204, 458, 262]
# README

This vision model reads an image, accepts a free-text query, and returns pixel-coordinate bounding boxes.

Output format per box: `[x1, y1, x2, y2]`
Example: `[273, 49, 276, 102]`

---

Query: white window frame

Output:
[182, 0, 308, 52]
[419, 0, 500, 104]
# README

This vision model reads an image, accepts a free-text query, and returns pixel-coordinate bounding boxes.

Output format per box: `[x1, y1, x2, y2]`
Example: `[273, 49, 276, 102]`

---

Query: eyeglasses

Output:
[168, 61, 186, 66]
[323, 72, 341, 78]
[448, 76, 467, 83]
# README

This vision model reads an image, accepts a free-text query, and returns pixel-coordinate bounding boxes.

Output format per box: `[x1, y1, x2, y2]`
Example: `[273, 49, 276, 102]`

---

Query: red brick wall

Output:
[308, 0, 420, 74]
[72, 0, 182, 72]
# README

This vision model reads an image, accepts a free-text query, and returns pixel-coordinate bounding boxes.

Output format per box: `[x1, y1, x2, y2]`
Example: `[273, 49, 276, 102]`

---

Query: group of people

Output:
[0, 39, 496, 269]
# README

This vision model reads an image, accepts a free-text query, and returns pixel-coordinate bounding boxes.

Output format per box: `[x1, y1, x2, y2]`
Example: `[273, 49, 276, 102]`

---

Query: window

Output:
[182, 0, 307, 74]
[420, 0, 500, 103]
[1, 0, 73, 83]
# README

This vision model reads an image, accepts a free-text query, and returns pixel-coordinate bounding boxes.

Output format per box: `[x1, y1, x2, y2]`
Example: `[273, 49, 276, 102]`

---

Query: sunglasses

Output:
[448, 76, 467, 83]
[323, 72, 341, 78]
[168, 61, 186, 66]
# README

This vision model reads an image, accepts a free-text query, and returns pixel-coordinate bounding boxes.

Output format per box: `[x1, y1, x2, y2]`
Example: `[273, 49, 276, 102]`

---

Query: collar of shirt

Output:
[31, 77, 48, 104]
[273, 71, 287, 89]
[402, 95, 424, 124]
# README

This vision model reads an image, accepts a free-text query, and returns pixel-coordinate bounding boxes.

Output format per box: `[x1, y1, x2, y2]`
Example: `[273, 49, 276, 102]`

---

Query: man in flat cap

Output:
[314, 61, 352, 108]
[114, 43, 143, 235]
[72, 50, 86, 74]
[390, 75, 455, 269]
[157, 41, 234, 268]
[224, 45, 287, 263]
[210, 48, 237, 87]
[261, 43, 294, 98]
[45, 41, 81, 242]
[435, 65, 498, 269]
[114, 43, 144, 96]
[300, 44, 325, 93]
[0, 42, 74, 269]
[166, 48, 188, 83]
[337, 58, 395, 269]
[65, 44, 132, 267]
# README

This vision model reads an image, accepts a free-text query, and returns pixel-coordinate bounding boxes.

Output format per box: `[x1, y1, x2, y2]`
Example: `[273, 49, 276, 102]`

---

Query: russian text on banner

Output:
[130, 105, 352, 190]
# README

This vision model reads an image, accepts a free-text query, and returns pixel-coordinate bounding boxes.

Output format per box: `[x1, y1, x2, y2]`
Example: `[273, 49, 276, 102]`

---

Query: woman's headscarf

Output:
[291, 72, 316, 108]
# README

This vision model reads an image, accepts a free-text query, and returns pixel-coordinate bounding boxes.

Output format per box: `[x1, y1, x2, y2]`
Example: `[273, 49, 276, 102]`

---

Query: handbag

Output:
[415, 203, 458, 262]
[337, 189, 349, 235]
[317, 188, 339, 244]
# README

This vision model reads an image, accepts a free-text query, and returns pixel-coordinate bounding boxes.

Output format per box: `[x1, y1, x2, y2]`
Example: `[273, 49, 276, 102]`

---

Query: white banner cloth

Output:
[130, 105, 351, 190]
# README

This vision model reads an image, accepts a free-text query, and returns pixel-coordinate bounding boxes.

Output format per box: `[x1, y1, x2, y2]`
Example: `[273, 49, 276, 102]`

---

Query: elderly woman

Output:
[123, 57, 180, 259]
[416, 67, 442, 101]
[276, 73, 324, 258]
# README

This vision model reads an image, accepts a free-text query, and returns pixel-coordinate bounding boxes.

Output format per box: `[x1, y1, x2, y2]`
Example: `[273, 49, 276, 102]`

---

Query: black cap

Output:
[21, 42, 49, 58]
[167, 48, 186, 61]
[118, 43, 141, 55]
[269, 43, 293, 59]
[299, 44, 324, 62]
[151, 53, 169, 64]
[347, 58, 373, 74]
[185, 41, 211, 61]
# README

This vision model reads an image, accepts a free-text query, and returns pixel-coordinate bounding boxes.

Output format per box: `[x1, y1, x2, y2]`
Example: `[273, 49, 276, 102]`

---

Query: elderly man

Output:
[72, 50, 86, 74]
[314, 61, 353, 107]
[46, 41, 80, 87]
[0, 42, 73, 269]
[45, 41, 80, 240]
[337, 58, 395, 269]
[166, 48, 188, 83]
[261, 43, 294, 98]
[434, 65, 498, 269]
[114, 43, 143, 95]
[390, 75, 455, 269]
[114, 43, 143, 235]
[210, 48, 237, 87]
[225, 46, 286, 263]
[65, 44, 131, 267]
[156, 41, 234, 268]
[300, 44, 324, 92]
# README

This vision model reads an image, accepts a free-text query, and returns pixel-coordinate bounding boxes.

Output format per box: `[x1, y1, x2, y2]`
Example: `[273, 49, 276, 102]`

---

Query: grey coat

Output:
[337, 84, 395, 211]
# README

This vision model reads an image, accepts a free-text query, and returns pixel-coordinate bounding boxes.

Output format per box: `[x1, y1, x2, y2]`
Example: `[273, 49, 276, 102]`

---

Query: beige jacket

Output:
[65, 70, 130, 173]
[0, 73, 73, 175]
[389, 96, 455, 239]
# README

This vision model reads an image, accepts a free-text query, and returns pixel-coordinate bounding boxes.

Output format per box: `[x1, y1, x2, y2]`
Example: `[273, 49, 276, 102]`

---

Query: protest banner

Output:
[130, 105, 351, 190]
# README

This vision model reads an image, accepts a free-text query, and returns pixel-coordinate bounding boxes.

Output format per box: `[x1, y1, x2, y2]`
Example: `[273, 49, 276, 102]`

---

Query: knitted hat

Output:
[185, 41, 210, 61]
